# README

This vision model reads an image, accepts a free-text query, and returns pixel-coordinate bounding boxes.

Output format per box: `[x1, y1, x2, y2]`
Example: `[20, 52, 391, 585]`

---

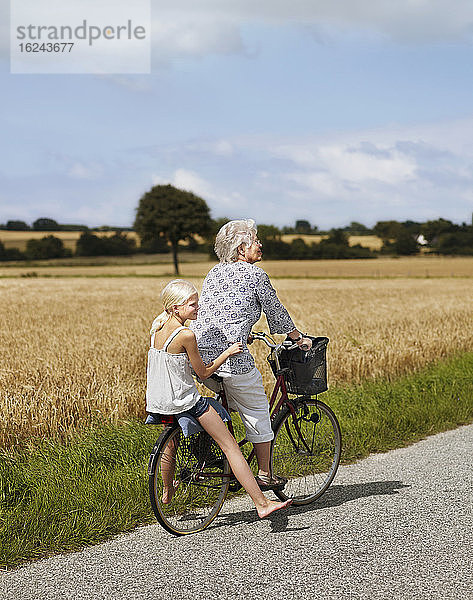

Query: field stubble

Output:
[1, 256, 473, 278]
[1, 276, 472, 447]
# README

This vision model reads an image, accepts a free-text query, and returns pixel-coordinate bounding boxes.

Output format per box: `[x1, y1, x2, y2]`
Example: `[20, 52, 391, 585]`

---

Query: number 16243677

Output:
[18, 42, 74, 52]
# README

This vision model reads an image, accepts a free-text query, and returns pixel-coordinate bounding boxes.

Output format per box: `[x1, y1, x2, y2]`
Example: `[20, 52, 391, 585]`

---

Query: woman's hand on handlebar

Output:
[298, 337, 312, 351]
[284, 335, 312, 351]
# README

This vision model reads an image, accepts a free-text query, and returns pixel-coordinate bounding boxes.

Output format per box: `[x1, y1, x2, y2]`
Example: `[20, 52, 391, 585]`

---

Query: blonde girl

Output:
[146, 279, 292, 519]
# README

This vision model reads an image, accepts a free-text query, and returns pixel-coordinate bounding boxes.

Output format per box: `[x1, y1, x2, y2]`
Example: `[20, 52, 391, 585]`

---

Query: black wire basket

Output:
[268, 336, 329, 395]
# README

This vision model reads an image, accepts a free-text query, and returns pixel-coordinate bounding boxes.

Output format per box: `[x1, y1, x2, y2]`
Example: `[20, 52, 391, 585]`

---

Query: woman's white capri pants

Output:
[203, 367, 274, 443]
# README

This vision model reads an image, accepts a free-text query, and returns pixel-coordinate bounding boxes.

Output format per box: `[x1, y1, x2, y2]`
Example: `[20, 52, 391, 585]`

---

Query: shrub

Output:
[76, 231, 136, 256]
[0, 241, 25, 261]
[25, 236, 69, 260]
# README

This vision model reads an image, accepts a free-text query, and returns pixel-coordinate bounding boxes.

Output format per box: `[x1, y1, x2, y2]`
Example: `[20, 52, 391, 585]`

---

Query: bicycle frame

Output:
[152, 332, 315, 483]
[212, 365, 304, 480]
[149, 330, 339, 533]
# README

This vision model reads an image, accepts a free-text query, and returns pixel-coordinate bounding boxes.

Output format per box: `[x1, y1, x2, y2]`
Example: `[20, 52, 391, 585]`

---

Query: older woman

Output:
[190, 219, 312, 489]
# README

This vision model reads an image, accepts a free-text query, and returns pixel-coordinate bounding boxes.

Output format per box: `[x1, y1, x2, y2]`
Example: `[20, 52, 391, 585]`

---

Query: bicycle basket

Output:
[268, 336, 329, 395]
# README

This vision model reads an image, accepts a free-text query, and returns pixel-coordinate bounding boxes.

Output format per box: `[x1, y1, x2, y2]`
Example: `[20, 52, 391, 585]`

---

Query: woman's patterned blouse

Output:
[190, 261, 295, 374]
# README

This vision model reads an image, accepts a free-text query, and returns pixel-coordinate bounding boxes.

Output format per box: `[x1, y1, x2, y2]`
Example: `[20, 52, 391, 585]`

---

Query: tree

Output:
[257, 224, 281, 242]
[75, 231, 136, 256]
[0, 240, 24, 261]
[6, 220, 29, 230]
[33, 218, 60, 231]
[393, 231, 419, 255]
[325, 228, 349, 247]
[75, 232, 104, 256]
[435, 228, 473, 255]
[373, 220, 403, 240]
[289, 238, 310, 258]
[25, 235, 68, 259]
[295, 220, 312, 234]
[420, 218, 455, 244]
[105, 232, 137, 255]
[134, 184, 212, 274]
[342, 221, 371, 234]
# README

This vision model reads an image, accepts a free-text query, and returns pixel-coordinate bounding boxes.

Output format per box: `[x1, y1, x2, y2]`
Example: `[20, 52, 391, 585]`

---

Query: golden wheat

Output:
[0, 276, 472, 447]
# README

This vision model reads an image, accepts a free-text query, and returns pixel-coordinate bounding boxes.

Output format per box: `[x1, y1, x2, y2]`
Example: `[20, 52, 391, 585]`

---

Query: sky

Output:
[1, 1, 473, 230]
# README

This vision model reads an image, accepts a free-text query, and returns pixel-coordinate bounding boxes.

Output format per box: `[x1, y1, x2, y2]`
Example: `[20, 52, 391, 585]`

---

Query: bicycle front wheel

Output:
[149, 426, 230, 535]
[270, 399, 341, 505]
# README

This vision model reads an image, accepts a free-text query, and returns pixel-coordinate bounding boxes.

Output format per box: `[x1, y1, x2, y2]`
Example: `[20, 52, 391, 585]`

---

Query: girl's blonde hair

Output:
[150, 279, 198, 335]
[214, 219, 257, 263]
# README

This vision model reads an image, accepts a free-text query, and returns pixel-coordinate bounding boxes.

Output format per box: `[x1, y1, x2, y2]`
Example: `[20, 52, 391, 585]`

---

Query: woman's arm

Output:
[180, 330, 242, 379]
[254, 269, 312, 348]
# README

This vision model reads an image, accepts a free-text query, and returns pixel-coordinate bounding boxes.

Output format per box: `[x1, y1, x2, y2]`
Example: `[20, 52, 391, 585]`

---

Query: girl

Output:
[146, 279, 292, 519]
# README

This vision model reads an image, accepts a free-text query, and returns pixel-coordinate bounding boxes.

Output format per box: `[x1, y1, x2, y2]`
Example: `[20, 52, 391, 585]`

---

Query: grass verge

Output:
[1, 352, 473, 569]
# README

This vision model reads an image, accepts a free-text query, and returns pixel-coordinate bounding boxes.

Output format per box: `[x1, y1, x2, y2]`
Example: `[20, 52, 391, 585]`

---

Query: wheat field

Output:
[1, 256, 473, 278]
[0, 230, 381, 252]
[1, 274, 472, 447]
[0, 230, 142, 251]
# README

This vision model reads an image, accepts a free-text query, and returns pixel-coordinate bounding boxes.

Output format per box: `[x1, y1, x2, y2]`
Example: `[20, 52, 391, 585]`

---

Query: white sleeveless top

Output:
[145, 326, 200, 414]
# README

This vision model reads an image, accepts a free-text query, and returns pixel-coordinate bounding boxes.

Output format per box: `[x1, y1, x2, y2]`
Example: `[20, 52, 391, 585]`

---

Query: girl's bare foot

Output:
[162, 481, 179, 504]
[257, 498, 293, 519]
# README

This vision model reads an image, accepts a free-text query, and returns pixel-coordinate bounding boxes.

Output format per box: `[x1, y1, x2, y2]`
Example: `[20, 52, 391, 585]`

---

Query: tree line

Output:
[2, 186, 472, 271]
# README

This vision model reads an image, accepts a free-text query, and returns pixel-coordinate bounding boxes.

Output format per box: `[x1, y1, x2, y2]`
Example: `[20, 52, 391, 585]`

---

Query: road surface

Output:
[1, 424, 472, 600]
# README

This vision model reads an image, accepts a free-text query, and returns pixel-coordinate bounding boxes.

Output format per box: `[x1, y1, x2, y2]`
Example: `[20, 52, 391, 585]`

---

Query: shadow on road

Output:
[214, 480, 409, 534]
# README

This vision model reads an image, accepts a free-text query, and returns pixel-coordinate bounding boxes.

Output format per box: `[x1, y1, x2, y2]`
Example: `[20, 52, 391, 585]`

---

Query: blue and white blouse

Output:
[190, 262, 295, 374]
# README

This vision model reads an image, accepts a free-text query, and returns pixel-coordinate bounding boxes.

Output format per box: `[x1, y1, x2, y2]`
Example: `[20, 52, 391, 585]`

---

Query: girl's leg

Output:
[161, 435, 178, 504]
[197, 406, 292, 518]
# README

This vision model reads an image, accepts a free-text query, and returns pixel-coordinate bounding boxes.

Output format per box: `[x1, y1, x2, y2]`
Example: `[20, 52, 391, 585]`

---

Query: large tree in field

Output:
[134, 184, 211, 274]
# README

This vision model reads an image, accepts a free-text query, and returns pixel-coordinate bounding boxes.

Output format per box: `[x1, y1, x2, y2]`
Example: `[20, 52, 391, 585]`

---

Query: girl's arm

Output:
[180, 330, 242, 380]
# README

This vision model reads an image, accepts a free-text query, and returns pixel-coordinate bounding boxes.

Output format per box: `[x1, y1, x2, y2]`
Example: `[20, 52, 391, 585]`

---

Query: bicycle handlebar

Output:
[250, 331, 310, 352]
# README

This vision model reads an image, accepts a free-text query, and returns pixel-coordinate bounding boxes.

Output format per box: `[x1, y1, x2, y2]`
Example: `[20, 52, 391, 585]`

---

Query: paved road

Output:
[2, 424, 472, 600]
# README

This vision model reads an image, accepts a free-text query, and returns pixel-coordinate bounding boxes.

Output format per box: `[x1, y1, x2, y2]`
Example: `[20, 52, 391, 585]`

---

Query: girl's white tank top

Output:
[145, 326, 200, 414]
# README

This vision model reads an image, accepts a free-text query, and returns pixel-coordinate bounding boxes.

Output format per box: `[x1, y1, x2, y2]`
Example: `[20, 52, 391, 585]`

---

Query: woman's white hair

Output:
[214, 219, 257, 263]
[150, 279, 198, 335]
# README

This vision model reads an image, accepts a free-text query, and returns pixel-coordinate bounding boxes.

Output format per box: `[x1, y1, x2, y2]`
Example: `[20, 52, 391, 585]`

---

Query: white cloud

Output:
[152, 168, 237, 209]
[138, 116, 473, 227]
[216, 117, 473, 226]
[152, 0, 473, 63]
[152, 12, 246, 63]
[274, 142, 417, 188]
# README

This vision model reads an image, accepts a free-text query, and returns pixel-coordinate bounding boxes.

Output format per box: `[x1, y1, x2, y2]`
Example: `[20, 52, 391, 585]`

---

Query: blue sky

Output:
[1, 1, 473, 229]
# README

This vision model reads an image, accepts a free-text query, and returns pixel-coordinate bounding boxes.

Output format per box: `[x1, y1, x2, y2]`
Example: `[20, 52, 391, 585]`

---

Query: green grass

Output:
[0, 424, 159, 569]
[1, 352, 472, 569]
[326, 352, 473, 460]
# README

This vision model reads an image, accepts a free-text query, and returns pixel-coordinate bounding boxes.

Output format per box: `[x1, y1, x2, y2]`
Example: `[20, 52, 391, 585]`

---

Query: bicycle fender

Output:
[148, 443, 160, 476]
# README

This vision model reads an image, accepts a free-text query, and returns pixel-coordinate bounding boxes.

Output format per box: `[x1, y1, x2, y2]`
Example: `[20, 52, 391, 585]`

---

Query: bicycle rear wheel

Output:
[149, 426, 230, 535]
[270, 399, 341, 505]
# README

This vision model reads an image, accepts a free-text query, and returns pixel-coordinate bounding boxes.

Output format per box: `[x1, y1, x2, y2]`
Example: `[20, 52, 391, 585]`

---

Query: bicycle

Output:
[147, 331, 341, 535]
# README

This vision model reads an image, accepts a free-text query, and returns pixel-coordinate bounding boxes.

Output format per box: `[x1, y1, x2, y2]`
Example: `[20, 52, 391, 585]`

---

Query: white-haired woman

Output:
[190, 220, 312, 489]
[146, 278, 292, 518]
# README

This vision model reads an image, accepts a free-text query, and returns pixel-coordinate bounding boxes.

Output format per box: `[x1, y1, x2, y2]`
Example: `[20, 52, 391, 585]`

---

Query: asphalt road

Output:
[1, 424, 472, 600]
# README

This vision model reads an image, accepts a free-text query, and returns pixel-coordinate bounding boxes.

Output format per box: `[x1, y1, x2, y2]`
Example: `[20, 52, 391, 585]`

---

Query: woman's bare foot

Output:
[162, 481, 179, 504]
[257, 498, 293, 519]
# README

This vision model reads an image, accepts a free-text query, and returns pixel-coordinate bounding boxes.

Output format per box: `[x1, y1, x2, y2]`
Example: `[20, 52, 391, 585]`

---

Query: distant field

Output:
[1, 256, 472, 278]
[1, 274, 472, 447]
[0, 230, 382, 251]
[0, 230, 140, 251]
[281, 234, 383, 250]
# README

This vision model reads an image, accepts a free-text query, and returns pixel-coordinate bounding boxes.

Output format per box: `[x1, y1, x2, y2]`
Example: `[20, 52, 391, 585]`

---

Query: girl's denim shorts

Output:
[184, 396, 211, 419]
